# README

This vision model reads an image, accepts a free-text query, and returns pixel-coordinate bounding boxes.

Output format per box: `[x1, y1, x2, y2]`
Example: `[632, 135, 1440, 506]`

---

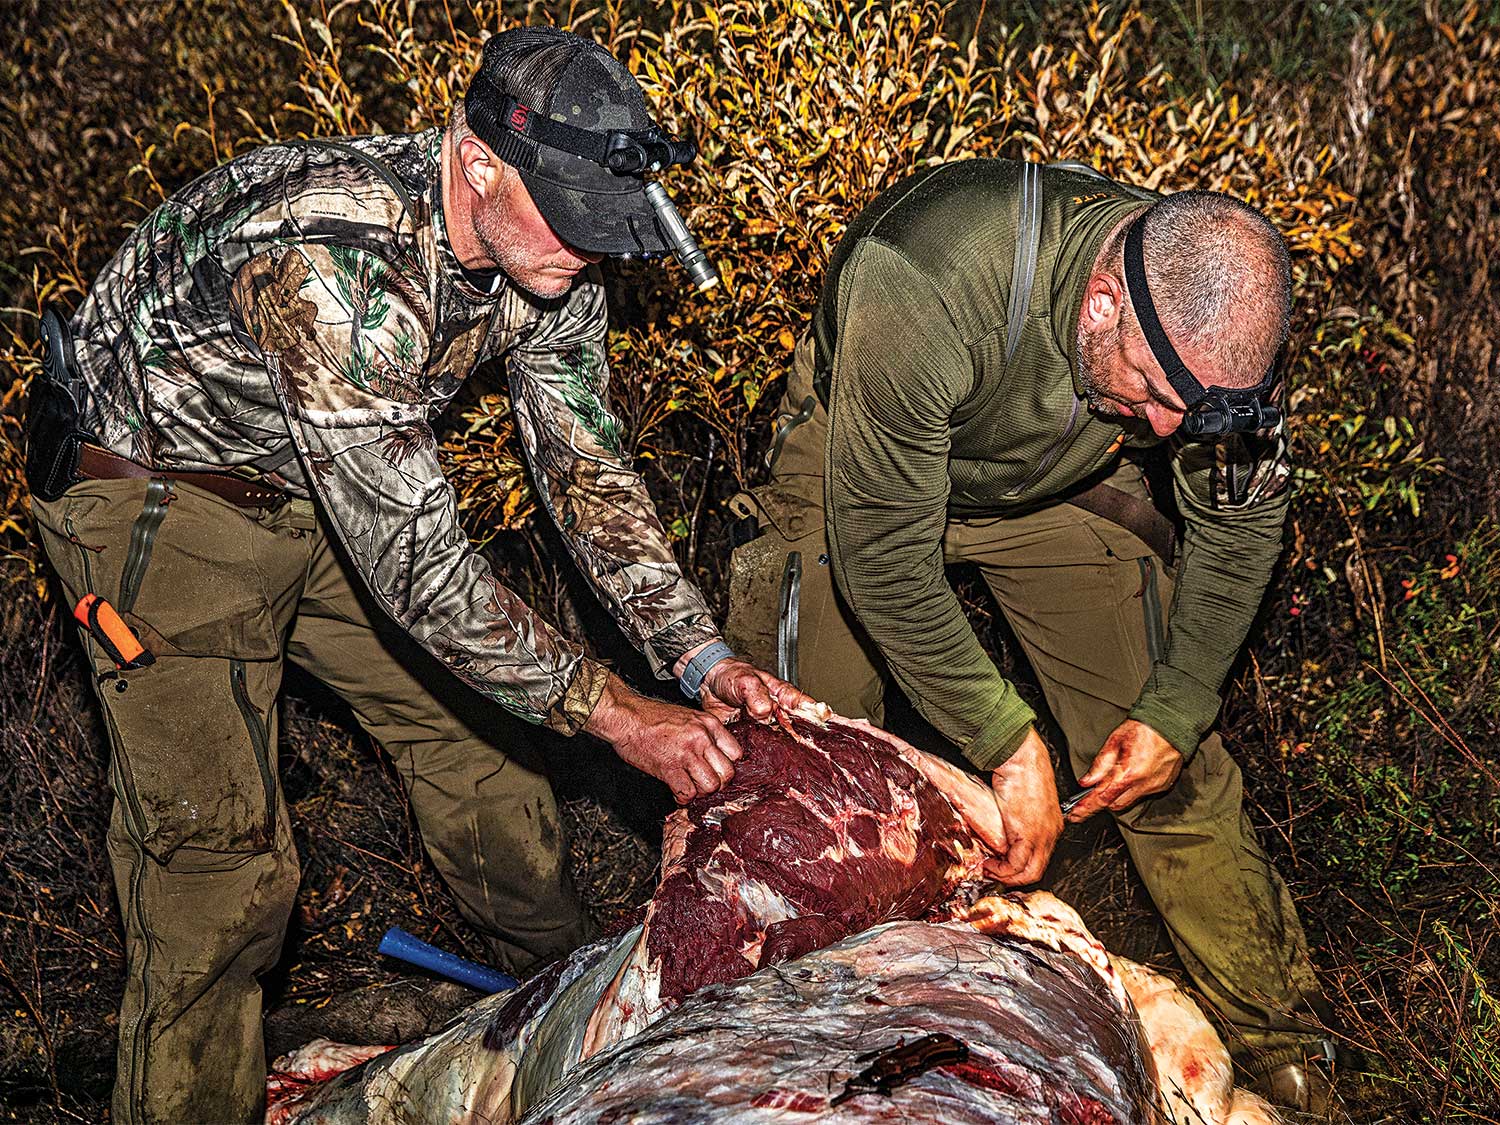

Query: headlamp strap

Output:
[1123, 214, 1278, 405]
[467, 71, 675, 173]
[1123, 216, 1206, 407]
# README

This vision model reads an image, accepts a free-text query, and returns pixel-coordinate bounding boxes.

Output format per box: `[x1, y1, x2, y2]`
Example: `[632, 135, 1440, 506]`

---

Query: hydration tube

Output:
[378, 926, 520, 994]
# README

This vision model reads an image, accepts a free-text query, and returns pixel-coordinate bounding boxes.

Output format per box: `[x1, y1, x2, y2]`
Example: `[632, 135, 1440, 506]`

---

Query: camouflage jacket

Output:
[70, 128, 720, 733]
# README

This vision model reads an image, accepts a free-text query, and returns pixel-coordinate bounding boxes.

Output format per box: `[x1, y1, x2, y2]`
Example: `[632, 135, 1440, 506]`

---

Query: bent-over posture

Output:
[727, 161, 1338, 1113]
[29, 27, 804, 1124]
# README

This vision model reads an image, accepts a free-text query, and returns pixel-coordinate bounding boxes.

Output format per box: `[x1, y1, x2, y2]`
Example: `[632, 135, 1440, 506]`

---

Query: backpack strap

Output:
[302, 138, 418, 226]
[1005, 162, 1043, 365]
[1046, 159, 1107, 182]
[253, 140, 417, 482]
[1005, 160, 1153, 366]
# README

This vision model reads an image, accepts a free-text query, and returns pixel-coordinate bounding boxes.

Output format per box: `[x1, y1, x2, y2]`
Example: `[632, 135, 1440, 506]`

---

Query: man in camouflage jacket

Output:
[30, 28, 805, 1124]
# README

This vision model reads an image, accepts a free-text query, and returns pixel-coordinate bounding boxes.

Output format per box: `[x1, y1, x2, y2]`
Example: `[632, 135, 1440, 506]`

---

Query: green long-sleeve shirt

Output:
[814, 160, 1291, 769]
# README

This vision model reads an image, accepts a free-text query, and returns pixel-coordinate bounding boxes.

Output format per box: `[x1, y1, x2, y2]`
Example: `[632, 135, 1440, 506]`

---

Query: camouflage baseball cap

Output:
[464, 28, 675, 256]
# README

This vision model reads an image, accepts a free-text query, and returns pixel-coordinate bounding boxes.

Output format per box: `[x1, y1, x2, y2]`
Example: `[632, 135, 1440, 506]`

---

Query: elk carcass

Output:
[270, 712, 1278, 1125]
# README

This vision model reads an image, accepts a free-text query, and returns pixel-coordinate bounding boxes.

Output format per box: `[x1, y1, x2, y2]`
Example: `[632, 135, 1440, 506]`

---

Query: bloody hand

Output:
[985, 729, 1063, 886]
[698, 657, 816, 724]
[1066, 720, 1183, 822]
[585, 673, 742, 803]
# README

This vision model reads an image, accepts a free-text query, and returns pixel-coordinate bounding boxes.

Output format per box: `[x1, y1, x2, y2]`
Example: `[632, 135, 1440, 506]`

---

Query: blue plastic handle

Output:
[378, 926, 520, 994]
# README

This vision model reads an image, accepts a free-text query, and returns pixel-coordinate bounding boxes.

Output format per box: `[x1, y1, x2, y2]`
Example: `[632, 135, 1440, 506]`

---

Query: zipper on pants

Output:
[118, 479, 172, 613]
[67, 514, 152, 838]
[229, 659, 277, 844]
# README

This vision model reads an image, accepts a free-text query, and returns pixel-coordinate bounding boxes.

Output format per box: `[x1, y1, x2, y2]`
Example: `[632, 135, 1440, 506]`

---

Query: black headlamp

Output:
[465, 71, 718, 290]
[489, 91, 700, 175]
[466, 71, 701, 176]
[601, 129, 698, 175]
[1123, 215, 1281, 439]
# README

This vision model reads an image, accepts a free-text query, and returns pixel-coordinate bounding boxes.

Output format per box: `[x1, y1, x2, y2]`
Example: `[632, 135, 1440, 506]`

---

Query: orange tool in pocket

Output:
[74, 593, 155, 670]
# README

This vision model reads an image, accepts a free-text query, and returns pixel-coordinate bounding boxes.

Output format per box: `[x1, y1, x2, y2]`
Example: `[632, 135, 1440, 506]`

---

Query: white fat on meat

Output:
[269, 712, 1284, 1125]
[959, 890, 1128, 1007]
[1111, 955, 1284, 1125]
[835, 716, 1010, 857]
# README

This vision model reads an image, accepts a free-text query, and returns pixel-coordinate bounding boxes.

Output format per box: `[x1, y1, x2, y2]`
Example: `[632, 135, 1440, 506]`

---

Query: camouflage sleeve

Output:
[1129, 424, 1292, 759]
[228, 244, 608, 735]
[507, 276, 721, 679]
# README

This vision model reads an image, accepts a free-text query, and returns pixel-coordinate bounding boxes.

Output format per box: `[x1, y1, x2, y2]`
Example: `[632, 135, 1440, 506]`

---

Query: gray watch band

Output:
[678, 640, 735, 700]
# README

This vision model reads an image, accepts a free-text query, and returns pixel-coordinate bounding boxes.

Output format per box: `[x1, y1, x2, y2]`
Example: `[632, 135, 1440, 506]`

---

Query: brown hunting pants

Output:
[33, 478, 592, 1125]
[726, 342, 1329, 1063]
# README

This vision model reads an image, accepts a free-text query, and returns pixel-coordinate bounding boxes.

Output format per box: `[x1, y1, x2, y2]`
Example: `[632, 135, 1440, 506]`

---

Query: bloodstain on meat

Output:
[943, 1055, 1037, 1101]
[750, 1088, 825, 1112]
[481, 957, 570, 1052]
[946, 1052, 1124, 1124]
[1054, 1092, 1121, 1125]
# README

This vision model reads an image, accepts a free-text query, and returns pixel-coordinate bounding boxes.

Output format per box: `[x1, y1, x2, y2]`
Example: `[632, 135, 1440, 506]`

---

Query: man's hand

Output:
[1066, 720, 1183, 822]
[584, 673, 742, 803]
[986, 728, 1063, 886]
[697, 658, 816, 723]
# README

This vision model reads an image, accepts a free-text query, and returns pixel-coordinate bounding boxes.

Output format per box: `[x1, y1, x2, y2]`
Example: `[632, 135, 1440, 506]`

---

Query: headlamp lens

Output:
[1180, 394, 1282, 438]
[604, 132, 698, 174]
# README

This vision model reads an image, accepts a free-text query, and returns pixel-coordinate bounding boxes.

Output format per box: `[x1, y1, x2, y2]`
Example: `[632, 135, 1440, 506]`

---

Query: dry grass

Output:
[1, 1, 1497, 1120]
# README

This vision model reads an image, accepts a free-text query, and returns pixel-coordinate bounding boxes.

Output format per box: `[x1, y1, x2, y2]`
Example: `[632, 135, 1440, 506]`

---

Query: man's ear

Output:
[457, 135, 503, 200]
[1080, 272, 1126, 333]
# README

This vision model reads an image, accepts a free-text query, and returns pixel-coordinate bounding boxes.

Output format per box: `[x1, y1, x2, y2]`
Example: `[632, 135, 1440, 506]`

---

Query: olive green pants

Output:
[33, 477, 592, 1125]
[726, 343, 1328, 1062]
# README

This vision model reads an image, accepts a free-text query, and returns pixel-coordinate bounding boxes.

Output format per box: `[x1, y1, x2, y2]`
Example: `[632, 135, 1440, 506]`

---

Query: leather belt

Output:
[1066, 480, 1177, 564]
[76, 444, 286, 509]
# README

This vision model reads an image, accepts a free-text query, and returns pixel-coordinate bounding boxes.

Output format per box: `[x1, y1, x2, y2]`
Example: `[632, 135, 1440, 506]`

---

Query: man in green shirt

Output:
[726, 160, 1340, 1113]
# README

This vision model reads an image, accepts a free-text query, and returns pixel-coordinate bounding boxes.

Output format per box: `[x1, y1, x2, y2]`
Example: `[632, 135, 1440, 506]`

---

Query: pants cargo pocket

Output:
[88, 656, 278, 862]
[724, 484, 827, 671]
[35, 479, 303, 863]
[1080, 515, 1170, 680]
[724, 504, 885, 718]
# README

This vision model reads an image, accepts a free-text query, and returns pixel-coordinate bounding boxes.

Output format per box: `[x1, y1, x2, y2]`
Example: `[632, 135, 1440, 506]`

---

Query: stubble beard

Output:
[1076, 320, 1119, 414]
[471, 200, 574, 300]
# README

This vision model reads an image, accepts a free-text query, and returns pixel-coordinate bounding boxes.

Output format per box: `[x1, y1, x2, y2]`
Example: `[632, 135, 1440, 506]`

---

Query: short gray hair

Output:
[448, 99, 472, 140]
[1117, 191, 1292, 387]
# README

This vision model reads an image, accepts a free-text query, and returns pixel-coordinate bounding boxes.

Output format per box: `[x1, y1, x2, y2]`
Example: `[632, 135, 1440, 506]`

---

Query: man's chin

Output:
[513, 270, 580, 300]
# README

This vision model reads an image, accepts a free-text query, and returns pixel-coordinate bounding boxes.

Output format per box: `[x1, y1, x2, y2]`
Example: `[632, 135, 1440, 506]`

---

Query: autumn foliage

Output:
[1, 1, 1496, 1119]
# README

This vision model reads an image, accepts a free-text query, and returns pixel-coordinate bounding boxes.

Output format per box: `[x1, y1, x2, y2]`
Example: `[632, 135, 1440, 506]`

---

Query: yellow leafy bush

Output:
[208, 0, 1358, 527]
